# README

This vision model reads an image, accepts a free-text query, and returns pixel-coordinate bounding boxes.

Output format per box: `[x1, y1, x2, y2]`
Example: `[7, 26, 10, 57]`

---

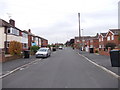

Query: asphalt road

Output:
[2, 47, 118, 88]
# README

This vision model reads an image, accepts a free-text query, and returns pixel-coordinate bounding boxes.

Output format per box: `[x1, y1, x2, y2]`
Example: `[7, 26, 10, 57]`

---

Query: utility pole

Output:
[78, 13, 81, 48]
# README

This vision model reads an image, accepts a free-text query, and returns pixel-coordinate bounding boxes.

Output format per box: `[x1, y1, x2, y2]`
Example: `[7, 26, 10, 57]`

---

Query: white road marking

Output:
[78, 53, 120, 79]
[0, 59, 42, 79]
[19, 68, 25, 70]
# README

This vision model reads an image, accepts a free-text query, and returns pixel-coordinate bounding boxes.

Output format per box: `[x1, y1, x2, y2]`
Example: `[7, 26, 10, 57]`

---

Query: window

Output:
[32, 37, 34, 40]
[111, 35, 114, 40]
[7, 42, 10, 48]
[23, 43, 28, 48]
[22, 32, 28, 38]
[107, 36, 110, 41]
[77, 40, 79, 42]
[102, 38, 103, 41]
[99, 39, 101, 42]
[7, 29, 11, 33]
[12, 28, 19, 35]
[7, 27, 19, 35]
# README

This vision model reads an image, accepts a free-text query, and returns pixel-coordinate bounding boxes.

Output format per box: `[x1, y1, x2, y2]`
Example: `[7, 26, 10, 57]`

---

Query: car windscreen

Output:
[39, 49, 47, 52]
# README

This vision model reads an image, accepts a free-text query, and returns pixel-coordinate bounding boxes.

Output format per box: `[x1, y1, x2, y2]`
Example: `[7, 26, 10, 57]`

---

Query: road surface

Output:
[2, 47, 118, 88]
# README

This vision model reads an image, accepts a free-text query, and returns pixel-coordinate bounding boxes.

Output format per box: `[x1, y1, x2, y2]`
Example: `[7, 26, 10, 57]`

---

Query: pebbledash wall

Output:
[0, 27, 6, 49]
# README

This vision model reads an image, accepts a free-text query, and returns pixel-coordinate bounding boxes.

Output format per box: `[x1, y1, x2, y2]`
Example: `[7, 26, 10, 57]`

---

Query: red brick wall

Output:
[93, 39, 99, 48]
[28, 35, 32, 49]
[0, 49, 5, 62]
[106, 32, 119, 46]
[99, 35, 107, 48]
[42, 39, 48, 47]
[99, 51, 110, 56]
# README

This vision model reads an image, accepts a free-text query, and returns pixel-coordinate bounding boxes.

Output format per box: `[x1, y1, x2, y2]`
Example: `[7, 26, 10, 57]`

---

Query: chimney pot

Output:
[28, 29, 31, 32]
[9, 19, 15, 27]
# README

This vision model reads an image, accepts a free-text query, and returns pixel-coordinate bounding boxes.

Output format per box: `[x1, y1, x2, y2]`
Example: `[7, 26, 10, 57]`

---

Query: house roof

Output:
[109, 29, 120, 35]
[0, 19, 21, 30]
[75, 33, 99, 40]
[100, 33, 107, 37]
[0, 19, 11, 27]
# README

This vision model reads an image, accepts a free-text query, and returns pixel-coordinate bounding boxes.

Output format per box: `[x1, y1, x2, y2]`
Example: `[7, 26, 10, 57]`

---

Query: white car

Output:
[36, 48, 51, 58]
[59, 46, 63, 49]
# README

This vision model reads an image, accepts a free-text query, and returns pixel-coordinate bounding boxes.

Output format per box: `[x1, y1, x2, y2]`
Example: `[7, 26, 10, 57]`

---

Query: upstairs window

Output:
[22, 32, 28, 38]
[111, 35, 114, 40]
[7, 29, 11, 33]
[102, 38, 103, 41]
[7, 27, 19, 35]
[107, 36, 110, 41]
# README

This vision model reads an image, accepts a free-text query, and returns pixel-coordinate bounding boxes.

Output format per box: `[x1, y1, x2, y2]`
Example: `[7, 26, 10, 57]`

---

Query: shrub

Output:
[95, 49, 98, 53]
[105, 42, 116, 50]
[30, 46, 40, 54]
[118, 32, 120, 41]
[9, 41, 22, 55]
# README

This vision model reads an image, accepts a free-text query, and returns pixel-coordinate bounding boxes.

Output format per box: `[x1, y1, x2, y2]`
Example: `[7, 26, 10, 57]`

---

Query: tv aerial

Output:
[7, 13, 12, 19]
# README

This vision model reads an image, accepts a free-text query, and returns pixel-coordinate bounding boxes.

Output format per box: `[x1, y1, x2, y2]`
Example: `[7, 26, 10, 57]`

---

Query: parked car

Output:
[59, 46, 63, 49]
[36, 48, 51, 58]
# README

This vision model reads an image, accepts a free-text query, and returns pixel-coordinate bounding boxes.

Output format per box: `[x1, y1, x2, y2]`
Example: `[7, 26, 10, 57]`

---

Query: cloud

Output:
[0, 0, 119, 44]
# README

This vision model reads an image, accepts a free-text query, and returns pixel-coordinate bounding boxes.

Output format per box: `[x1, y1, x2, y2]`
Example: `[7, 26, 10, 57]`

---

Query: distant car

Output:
[59, 46, 63, 49]
[36, 48, 51, 58]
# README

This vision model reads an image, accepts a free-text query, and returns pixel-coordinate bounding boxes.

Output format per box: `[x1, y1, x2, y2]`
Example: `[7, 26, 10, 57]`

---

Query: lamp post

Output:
[81, 29, 84, 51]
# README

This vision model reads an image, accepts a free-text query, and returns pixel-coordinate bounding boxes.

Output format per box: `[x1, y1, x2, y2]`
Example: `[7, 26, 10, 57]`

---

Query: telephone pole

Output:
[78, 13, 81, 46]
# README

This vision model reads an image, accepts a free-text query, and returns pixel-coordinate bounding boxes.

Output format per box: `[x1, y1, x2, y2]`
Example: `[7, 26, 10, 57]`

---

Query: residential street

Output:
[2, 47, 118, 88]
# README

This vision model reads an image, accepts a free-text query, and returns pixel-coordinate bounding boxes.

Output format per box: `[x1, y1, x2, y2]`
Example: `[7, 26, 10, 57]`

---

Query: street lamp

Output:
[81, 29, 84, 51]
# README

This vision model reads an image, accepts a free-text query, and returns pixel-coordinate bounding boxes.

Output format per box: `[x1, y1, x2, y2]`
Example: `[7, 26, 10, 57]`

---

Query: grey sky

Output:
[0, 0, 119, 44]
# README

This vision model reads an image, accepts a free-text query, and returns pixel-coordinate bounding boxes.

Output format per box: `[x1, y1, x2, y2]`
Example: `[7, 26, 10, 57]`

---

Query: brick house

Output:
[41, 38, 48, 47]
[0, 19, 48, 53]
[74, 36, 93, 51]
[21, 30, 29, 50]
[106, 29, 120, 48]
[99, 33, 107, 51]
[0, 19, 24, 53]
[89, 38, 99, 48]
[27, 29, 48, 48]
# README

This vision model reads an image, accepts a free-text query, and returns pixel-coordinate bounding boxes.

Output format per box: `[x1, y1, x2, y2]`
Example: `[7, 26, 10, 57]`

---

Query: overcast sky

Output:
[0, 0, 119, 44]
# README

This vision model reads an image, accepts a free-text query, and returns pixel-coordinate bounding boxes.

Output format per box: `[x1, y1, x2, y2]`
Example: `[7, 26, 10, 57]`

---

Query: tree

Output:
[105, 42, 116, 50]
[30, 46, 40, 54]
[9, 41, 22, 55]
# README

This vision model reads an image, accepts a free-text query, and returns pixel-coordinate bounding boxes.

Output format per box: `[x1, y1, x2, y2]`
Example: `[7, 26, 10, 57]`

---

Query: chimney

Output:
[28, 29, 31, 33]
[9, 19, 15, 27]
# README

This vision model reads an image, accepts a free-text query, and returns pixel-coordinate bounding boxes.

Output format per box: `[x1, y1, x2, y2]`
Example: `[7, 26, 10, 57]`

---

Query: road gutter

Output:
[78, 53, 120, 79]
[0, 59, 42, 79]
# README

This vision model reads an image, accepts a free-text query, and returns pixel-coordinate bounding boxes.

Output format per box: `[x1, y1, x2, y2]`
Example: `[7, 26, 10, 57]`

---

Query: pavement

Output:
[2, 47, 119, 88]
[2, 55, 40, 75]
[75, 49, 119, 75]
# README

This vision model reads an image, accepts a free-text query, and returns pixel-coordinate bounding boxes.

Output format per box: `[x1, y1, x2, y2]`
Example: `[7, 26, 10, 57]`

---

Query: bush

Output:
[105, 43, 116, 50]
[30, 46, 40, 54]
[95, 49, 98, 53]
[9, 41, 22, 55]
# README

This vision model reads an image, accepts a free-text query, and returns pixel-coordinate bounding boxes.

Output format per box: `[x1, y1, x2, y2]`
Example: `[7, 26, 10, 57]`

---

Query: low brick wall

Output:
[0, 49, 5, 62]
[4, 55, 23, 62]
[99, 51, 110, 56]
[0, 49, 23, 62]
